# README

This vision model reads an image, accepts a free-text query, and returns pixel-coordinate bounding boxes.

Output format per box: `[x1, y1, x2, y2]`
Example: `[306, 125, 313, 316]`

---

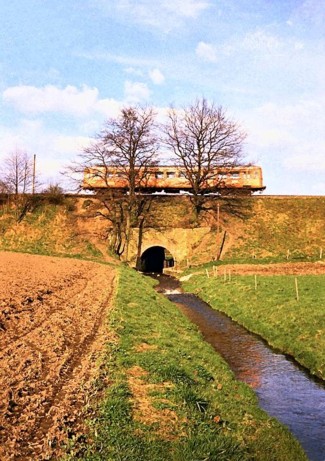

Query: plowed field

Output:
[0, 252, 116, 460]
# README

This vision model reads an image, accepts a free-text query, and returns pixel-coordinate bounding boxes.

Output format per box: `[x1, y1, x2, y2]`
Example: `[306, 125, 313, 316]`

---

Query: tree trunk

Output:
[135, 217, 145, 270]
[217, 231, 227, 260]
[124, 212, 131, 262]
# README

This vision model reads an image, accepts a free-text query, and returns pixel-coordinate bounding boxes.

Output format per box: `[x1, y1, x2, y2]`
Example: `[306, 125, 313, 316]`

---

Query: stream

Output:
[154, 274, 325, 461]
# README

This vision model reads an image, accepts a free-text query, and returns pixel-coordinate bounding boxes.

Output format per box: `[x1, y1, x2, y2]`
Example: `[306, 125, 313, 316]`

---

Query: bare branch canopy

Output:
[162, 98, 247, 216]
[163, 98, 246, 196]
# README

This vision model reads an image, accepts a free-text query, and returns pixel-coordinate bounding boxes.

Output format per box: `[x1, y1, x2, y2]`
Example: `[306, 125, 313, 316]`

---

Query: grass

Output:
[65, 267, 307, 461]
[223, 196, 325, 261]
[0, 201, 107, 262]
[183, 272, 325, 379]
[2, 195, 325, 266]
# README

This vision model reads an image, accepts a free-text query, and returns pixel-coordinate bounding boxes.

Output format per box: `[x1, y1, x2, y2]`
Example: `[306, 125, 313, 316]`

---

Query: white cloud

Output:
[0, 81, 146, 186]
[91, 0, 211, 32]
[0, 119, 44, 154]
[282, 153, 325, 172]
[149, 68, 165, 85]
[2, 84, 124, 119]
[0, 118, 94, 189]
[76, 50, 155, 67]
[95, 98, 122, 118]
[0, 85, 126, 187]
[220, 29, 306, 61]
[54, 135, 92, 154]
[294, 41, 304, 50]
[3, 85, 100, 117]
[196, 41, 218, 62]
[195, 30, 303, 69]
[241, 98, 325, 173]
[0, 119, 87, 157]
[124, 80, 151, 103]
[241, 30, 282, 53]
[125, 67, 144, 77]
[161, 0, 210, 18]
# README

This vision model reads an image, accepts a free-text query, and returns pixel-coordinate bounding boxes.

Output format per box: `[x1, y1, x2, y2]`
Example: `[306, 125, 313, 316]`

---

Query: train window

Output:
[155, 172, 164, 179]
[179, 171, 187, 178]
[167, 172, 175, 178]
[231, 173, 240, 178]
[219, 174, 228, 179]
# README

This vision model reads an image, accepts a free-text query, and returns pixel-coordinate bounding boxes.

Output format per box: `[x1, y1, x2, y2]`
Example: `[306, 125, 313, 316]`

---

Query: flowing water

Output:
[154, 274, 325, 461]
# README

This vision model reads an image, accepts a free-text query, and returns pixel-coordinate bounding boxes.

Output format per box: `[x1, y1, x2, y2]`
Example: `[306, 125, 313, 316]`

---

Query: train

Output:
[83, 165, 265, 195]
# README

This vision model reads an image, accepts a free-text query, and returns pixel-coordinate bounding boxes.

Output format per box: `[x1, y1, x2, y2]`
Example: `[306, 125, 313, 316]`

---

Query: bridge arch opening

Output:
[140, 246, 175, 273]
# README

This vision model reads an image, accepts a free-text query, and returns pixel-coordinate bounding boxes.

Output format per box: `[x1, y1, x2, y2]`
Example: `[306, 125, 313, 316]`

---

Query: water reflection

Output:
[166, 291, 325, 461]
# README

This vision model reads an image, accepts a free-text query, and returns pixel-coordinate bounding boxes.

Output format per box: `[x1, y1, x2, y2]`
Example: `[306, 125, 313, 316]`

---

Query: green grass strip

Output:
[67, 267, 307, 461]
[183, 273, 325, 379]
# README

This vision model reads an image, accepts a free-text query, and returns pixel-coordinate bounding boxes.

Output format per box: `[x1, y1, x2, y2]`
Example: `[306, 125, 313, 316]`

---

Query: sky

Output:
[0, 0, 324, 194]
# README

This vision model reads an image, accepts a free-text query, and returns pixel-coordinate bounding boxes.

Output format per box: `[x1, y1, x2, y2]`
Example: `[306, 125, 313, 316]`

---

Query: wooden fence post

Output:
[295, 277, 299, 301]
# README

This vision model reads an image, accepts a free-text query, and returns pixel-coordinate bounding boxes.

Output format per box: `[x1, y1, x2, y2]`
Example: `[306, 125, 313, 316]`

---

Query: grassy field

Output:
[182, 272, 325, 380]
[66, 268, 307, 461]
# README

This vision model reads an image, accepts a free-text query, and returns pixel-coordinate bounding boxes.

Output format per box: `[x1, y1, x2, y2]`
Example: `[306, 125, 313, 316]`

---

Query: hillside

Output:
[221, 196, 325, 261]
[0, 194, 324, 264]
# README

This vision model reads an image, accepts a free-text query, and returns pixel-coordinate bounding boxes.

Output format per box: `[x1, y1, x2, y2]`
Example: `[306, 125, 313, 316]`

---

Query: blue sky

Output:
[0, 0, 324, 194]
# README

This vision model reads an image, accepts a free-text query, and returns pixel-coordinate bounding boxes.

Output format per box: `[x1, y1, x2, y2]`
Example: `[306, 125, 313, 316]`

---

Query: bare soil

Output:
[0, 252, 116, 460]
[219, 261, 325, 276]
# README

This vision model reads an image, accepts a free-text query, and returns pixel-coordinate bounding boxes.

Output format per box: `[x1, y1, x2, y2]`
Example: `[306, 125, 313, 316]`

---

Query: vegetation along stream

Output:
[154, 274, 325, 461]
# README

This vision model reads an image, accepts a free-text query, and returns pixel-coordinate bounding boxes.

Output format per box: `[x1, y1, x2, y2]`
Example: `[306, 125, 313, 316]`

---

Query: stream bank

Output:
[154, 274, 325, 461]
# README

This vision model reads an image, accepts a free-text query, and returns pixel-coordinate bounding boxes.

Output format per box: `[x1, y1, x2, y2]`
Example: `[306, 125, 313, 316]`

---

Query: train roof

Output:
[87, 164, 262, 170]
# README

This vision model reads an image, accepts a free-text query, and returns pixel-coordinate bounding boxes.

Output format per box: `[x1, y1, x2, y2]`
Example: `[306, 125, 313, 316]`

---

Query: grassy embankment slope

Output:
[1, 195, 325, 265]
[0, 196, 106, 260]
[221, 196, 325, 262]
[183, 271, 325, 380]
[67, 268, 307, 461]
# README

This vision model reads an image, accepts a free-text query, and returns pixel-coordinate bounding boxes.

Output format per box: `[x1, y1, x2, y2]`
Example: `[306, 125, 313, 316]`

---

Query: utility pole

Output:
[217, 202, 220, 233]
[32, 154, 36, 194]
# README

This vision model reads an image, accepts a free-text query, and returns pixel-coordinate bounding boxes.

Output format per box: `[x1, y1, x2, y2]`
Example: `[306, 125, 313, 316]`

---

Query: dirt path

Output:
[219, 261, 325, 275]
[0, 252, 116, 460]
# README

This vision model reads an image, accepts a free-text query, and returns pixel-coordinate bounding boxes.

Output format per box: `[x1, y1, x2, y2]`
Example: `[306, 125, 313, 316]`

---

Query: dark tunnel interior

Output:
[140, 246, 174, 273]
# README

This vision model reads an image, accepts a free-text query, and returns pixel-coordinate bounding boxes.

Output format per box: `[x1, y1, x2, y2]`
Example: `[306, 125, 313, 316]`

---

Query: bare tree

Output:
[164, 98, 246, 217]
[0, 150, 43, 221]
[0, 179, 12, 194]
[102, 106, 159, 260]
[69, 106, 159, 261]
[102, 106, 159, 195]
[1, 150, 34, 195]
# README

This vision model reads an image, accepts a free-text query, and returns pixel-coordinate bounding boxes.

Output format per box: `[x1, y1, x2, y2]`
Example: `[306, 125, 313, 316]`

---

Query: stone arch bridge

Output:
[127, 227, 223, 273]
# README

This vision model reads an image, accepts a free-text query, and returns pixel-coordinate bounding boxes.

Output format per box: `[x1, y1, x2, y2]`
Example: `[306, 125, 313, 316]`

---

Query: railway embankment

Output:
[0, 194, 325, 265]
